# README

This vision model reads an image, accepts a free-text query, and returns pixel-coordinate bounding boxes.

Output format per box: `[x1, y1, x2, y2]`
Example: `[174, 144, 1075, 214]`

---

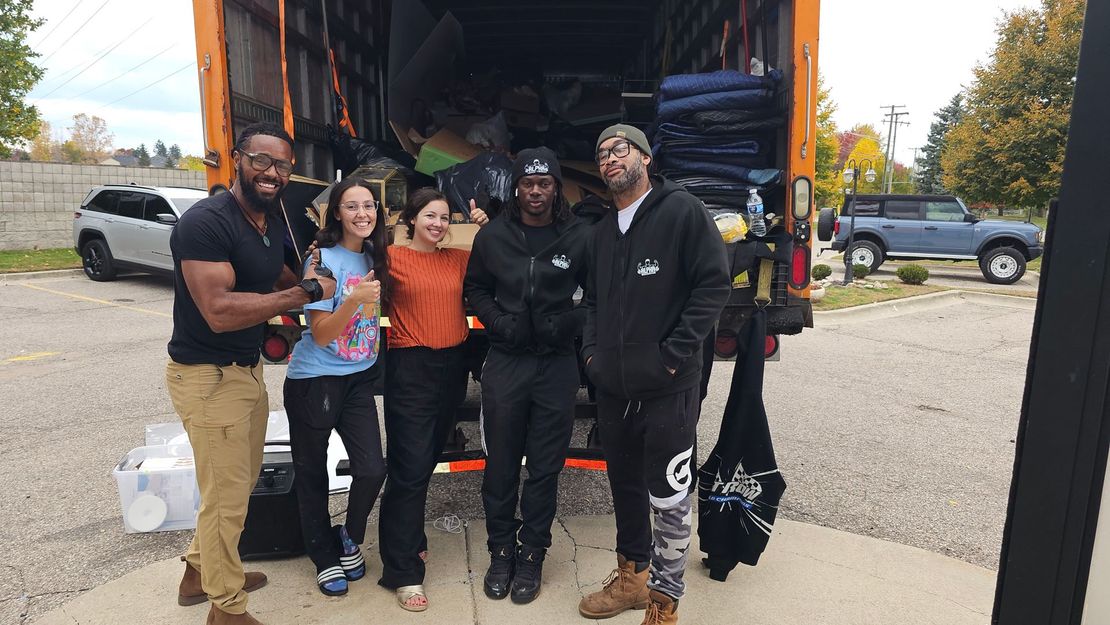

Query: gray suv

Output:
[817, 194, 1044, 284]
[73, 184, 208, 281]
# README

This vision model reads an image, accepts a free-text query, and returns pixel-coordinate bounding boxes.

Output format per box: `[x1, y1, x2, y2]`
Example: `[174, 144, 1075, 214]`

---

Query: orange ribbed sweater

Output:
[386, 245, 470, 349]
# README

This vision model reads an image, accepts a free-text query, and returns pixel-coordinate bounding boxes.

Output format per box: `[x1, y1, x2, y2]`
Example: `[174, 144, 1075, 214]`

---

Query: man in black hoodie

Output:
[464, 147, 589, 605]
[579, 125, 730, 625]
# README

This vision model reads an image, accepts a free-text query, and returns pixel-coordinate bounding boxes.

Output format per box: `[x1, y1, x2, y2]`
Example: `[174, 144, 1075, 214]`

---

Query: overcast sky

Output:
[820, 0, 1042, 164]
[28, 0, 1044, 163]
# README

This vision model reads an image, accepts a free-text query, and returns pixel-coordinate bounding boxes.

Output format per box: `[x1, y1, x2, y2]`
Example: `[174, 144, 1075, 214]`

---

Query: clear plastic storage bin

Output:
[113, 444, 200, 533]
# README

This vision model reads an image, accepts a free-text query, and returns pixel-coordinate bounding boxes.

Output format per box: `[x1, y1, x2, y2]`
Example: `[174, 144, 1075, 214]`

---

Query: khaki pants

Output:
[166, 360, 268, 614]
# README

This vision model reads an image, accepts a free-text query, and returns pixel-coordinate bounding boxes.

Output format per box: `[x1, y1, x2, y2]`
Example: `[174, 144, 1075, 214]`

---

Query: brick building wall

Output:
[0, 162, 207, 251]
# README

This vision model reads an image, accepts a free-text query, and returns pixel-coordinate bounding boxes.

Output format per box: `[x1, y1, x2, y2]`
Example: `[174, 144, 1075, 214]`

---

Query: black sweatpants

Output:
[378, 345, 468, 588]
[283, 365, 386, 572]
[480, 348, 579, 550]
[597, 387, 700, 599]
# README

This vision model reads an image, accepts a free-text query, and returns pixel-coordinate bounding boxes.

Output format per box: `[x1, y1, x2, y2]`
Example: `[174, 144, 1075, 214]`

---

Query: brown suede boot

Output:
[640, 589, 679, 625]
[206, 605, 264, 624]
[578, 555, 650, 619]
[179, 557, 269, 606]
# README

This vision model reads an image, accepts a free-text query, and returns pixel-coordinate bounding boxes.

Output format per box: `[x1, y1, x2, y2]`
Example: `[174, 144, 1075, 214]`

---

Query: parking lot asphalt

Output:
[0, 271, 1034, 623]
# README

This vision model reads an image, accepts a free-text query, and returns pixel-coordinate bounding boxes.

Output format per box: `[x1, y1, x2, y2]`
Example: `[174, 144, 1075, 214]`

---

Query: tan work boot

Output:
[640, 589, 679, 625]
[578, 554, 650, 618]
[179, 557, 268, 606]
[206, 605, 264, 624]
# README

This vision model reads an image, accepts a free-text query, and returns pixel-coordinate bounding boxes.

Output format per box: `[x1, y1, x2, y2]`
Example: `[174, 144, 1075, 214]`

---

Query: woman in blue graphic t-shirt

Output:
[283, 176, 391, 596]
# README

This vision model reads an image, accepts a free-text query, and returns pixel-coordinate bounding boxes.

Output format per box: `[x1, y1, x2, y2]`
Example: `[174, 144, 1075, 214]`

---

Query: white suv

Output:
[73, 184, 208, 281]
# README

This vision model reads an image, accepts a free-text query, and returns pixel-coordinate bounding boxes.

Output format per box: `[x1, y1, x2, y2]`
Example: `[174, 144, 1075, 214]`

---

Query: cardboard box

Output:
[391, 223, 480, 251]
[414, 129, 483, 176]
[500, 87, 540, 113]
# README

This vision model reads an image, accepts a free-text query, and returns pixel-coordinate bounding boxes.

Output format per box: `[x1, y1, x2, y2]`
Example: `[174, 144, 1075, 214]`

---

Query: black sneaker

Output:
[484, 544, 516, 600]
[510, 544, 546, 604]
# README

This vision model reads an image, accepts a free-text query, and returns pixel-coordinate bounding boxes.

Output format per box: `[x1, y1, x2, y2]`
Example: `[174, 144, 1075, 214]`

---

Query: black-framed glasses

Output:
[596, 141, 633, 164]
[241, 151, 294, 177]
[339, 200, 379, 214]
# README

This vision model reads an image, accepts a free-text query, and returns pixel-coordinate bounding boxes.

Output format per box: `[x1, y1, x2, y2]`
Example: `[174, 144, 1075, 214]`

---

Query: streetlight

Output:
[841, 158, 877, 285]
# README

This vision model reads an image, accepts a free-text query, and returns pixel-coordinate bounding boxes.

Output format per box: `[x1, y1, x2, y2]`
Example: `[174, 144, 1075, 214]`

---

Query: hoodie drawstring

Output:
[623, 400, 642, 419]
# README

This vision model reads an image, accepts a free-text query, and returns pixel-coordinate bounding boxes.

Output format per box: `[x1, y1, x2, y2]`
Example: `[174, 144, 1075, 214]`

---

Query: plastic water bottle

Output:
[747, 188, 766, 237]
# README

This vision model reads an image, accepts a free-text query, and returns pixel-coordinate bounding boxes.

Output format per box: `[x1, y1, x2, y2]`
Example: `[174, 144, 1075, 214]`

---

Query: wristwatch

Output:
[298, 278, 324, 303]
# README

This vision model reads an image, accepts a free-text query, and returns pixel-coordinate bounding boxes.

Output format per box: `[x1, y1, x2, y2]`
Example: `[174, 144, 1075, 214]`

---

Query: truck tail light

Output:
[262, 334, 291, 362]
[834, 218, 840, 235]
[74, 212, 82, 219]
[791, 176, 813, 221]
[790, 245, 811, 289]
[764, 335, 779, 359]
[714, 329, 739, 359]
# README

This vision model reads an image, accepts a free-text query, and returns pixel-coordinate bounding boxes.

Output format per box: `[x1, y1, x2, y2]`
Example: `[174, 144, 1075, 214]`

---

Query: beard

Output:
[606, 159, 646, 195]
[238, 164, 286, 214]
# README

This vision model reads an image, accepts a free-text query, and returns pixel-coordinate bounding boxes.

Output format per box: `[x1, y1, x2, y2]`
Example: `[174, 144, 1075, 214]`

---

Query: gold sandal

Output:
[397, 585, 428, 612]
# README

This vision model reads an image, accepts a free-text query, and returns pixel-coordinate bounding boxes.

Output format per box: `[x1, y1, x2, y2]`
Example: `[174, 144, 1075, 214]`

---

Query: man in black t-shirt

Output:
[165, 122, 335, 625]
[464, 147, 589, 605]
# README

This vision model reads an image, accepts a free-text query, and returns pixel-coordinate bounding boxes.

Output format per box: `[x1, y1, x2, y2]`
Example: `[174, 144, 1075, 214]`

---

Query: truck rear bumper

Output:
[830, 240, 846, 252]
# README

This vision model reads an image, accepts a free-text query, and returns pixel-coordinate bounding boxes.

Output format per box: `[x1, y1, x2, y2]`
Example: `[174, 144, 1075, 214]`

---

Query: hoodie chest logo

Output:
[637, 259, 660, 277]
[551, 254, 571, 270]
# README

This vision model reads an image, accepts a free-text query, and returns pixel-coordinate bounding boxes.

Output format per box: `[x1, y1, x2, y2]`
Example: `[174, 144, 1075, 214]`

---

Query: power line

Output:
[66, 44, 177, 100]
[40, 0, 112, 63]
[32, 0, 85, 49]
[35, 16, 155, 102]
[97, 61, 194, 110]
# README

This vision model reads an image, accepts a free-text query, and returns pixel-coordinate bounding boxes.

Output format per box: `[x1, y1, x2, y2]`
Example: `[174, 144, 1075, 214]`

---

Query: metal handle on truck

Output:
[802, 43, 812, 159]
[198, 54, 219, 168]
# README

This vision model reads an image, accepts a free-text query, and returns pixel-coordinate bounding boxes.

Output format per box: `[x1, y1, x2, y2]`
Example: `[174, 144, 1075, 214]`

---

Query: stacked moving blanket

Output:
[651, 70, 785, 213]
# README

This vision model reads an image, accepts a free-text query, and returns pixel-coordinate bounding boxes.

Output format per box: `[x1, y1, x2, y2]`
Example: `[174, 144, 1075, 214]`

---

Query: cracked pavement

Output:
[1, 273, 1031, 623]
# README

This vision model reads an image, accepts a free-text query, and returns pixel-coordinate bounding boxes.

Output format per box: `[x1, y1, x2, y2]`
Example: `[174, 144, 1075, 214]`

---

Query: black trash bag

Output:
[328, 125, 418, 172]
[435, 152, 513, 220]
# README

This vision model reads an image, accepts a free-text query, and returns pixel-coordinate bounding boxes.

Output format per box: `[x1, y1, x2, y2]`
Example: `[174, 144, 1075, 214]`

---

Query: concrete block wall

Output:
[0, 162, 207, 251]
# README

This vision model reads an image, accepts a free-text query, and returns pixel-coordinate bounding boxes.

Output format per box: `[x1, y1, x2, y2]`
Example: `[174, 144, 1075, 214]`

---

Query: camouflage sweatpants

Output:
[598, 388, 700, 600]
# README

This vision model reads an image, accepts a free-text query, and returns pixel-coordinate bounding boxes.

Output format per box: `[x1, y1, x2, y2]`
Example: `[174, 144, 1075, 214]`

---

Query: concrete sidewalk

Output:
[33, 516, 995, 625]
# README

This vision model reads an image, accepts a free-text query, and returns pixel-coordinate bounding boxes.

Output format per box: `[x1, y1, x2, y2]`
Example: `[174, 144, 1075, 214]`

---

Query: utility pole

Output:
[880, 106, 909, 193]
[888, 118, 910, 192]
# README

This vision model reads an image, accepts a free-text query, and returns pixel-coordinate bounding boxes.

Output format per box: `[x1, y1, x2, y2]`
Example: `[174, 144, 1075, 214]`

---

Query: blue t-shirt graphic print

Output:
[286, 245, 380, 379]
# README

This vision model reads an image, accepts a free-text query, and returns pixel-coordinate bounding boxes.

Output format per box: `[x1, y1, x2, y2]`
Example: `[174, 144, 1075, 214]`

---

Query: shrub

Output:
[896, 264, 930, 285]
[852, 263, 870, 279]
[811, 264, 832, 281]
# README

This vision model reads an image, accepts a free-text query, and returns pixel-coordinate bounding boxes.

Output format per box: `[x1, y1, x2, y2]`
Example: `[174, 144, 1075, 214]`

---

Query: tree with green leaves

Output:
[0, 0, 44, 157]
[167, 144, 182, 168]
[941, 0, 1083, 211]
[154, 140, 168, 159]
[814, 75, 841, 209]
[136, 143, 151, 167]
[916, 93, 964, 194]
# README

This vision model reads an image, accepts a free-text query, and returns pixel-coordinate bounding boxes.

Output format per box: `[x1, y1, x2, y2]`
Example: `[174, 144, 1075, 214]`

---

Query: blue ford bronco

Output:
[816, 194, 1044, 284]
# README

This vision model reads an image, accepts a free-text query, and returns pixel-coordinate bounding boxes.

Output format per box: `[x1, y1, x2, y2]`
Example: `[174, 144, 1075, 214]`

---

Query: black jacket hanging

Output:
[697, 309, 786, 581]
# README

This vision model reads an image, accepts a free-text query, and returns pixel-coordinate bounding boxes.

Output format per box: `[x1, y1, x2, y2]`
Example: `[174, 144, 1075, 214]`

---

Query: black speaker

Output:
[239, 449, 305, 560]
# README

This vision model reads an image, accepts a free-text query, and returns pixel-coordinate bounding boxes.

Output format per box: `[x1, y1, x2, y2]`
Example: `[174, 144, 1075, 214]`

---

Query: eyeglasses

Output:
[339, 201, 379, 213]
[595, 141, 633, 164]
[241, 151, 294, 177]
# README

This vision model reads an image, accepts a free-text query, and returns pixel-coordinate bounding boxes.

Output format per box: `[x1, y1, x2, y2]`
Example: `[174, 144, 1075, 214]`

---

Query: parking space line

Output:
[20, 283, 171, 318]
[4, 351, 59, 363]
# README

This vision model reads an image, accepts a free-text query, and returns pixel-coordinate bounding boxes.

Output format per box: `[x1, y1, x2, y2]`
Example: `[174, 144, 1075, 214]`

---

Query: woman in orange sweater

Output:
[377, 188, 488, 611]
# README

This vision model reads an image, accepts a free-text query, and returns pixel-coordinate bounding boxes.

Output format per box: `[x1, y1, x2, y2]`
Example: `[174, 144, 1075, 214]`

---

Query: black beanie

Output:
[511, 147, 562, 187]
